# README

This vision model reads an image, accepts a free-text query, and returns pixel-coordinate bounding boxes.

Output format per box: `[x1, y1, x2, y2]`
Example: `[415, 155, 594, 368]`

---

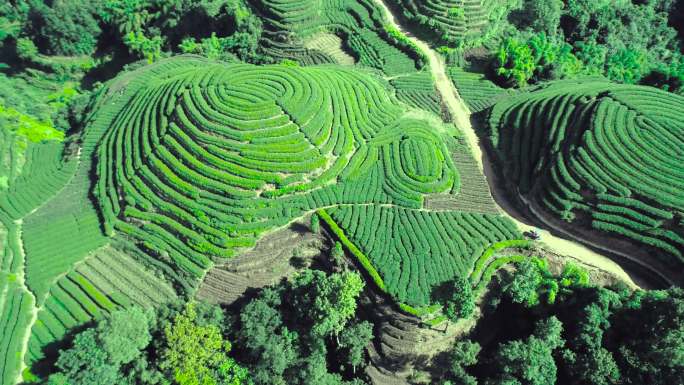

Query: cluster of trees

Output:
[39, 268, 373, 385]
[490, 0, 684, 92]
[35, 252, 684, 385]
[99, 0, 264, 63]
[502, 258, 590, 307]
[439, 260, 684, 385]
[495, 32, 582, 87]
[0, 0, 269, 144]
[439, 257, 590, 325]
[0, 0, 265, 65]
[233, 269, 371, 384]
[43, 303, 249, 385]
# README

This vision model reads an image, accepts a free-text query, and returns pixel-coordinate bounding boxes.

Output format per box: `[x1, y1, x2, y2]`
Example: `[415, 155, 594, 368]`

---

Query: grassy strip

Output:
[469, 239, 532, 284]
[316, 209, 386, 291]
[0, 103, 64, 142]
[425, 314, 448, 327]
[398, 302, 442, 317]
[382, 24, 428, 68]
[473, 255, 528, 294]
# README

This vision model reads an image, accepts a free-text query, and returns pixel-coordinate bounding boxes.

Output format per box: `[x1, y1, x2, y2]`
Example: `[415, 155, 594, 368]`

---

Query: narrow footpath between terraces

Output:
[372, 0, 639, 287]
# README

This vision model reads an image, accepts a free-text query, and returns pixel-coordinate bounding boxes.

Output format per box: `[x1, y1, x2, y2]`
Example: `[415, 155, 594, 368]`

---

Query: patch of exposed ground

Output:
[196, 218, 330, 305]
[304, 33, 356, 65]
[361, 292, 477, 385]
[479, 144, 656, 288]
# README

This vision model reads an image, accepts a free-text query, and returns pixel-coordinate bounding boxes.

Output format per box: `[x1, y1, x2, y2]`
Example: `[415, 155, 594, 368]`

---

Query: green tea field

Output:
[1, 0, 683, 384]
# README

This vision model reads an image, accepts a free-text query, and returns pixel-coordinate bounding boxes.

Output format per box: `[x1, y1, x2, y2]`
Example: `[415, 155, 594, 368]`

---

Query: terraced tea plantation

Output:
[4, 0, 684, 383]
[488, 81, 684, 279]
[93, 56, 472, 287]
[390, 0, 507, 46]
[255, 0, 423, 76]
[86, 54, 523, 303]
[326, 205, 519, 305]
[0, 17, 526, 384]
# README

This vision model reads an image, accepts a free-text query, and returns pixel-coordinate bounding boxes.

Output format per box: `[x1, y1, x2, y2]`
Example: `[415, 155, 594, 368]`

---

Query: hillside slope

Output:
[389, 0, 517, 46]
[487, 81, 684, 282]
[91, 55, 519, 307]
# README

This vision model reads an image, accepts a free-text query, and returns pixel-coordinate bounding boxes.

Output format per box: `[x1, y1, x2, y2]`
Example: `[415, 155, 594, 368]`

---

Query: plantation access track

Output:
[372, 0, 638, 287]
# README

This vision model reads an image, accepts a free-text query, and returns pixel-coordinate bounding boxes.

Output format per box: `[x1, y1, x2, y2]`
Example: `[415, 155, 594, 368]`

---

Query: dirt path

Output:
[372, 0, 484, 173]
[12, 219, 39, 385]
[372, 0, 637, 287]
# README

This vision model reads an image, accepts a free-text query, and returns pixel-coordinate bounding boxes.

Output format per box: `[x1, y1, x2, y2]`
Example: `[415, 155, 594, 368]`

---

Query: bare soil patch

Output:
[304, 33, 356, 65]
[196, 218, 329, 305]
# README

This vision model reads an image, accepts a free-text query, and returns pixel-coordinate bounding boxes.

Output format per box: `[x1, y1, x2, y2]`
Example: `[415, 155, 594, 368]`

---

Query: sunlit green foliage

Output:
[0, 103, 64, 143]
[124, 31, 165, 63]
[496, 38, 535, 87]
[46, 303, 251, 385]
[160, 303, 249, 385]
[495, 33, 582, 87]
[606, 49, 648, 84]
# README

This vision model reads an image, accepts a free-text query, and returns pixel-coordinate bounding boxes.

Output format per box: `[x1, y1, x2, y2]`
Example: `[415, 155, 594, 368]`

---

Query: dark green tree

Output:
[239, 289, 299, 385]
[487, 317, 564, 385]
[444, 276, 476, 321]
[561, 289, 622, 385]
[527, 0, 563, 36]
[292, 270, 365, 339]
[447, 341, 481, 385]
[338, 321, 373, 373]
[238, 269, 370, 385]
[35, 0, 101, 56]
[503, 259, 543, 306]
[47, 307, 152, 385]
[613, 288, 684, 384]
[99, 0, 152, 35]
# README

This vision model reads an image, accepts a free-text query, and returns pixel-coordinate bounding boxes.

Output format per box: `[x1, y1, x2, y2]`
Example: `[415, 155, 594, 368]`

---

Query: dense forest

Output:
[41, 259, 684, 385]
[398, 0, 684, 90]
[1, 1, 683, 385]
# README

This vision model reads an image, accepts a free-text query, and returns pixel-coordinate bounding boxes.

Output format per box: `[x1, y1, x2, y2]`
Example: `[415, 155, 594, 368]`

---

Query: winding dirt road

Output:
[372, 0, 637, 287]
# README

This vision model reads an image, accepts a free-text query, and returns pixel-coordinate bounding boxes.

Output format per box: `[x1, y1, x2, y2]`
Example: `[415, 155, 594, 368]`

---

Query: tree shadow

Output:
[27, 321, 95, 380]
[289, 255, 309, 269]
[429, 279, 456, 305]
[288, 222, 310, 235]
